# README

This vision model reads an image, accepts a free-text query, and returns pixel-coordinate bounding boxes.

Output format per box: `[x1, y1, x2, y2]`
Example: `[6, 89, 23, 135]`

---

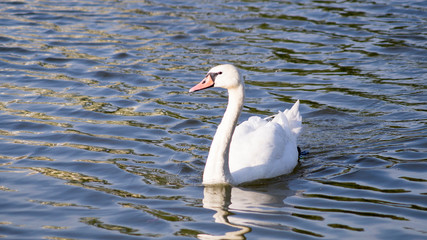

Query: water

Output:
[1, 0, 426, 239]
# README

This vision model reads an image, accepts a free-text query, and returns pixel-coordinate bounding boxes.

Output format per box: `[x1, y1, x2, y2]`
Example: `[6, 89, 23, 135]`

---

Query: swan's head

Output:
[189, 64, 242, 92]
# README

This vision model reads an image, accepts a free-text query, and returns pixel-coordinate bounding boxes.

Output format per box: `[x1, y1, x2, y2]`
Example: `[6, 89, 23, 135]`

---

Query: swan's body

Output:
[190, 64, 302, 185]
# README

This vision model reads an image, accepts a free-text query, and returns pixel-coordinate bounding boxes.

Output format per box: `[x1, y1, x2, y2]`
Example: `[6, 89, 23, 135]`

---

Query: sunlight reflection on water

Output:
[0, 0, 426, 239]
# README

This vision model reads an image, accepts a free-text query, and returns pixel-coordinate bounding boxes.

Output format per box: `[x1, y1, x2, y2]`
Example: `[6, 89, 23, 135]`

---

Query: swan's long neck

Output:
[203, 85, 244, 185]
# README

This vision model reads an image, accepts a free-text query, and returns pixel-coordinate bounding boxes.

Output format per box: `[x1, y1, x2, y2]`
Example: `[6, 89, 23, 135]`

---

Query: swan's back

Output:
[229, 100, 301, 184]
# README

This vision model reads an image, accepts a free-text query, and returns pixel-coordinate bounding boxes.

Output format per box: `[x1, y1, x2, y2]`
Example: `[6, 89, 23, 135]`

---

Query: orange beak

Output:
[189, 74, 215, 93]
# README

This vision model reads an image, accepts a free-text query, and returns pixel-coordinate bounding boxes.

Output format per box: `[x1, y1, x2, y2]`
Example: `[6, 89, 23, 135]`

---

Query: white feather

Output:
[229, 100, 301, 184]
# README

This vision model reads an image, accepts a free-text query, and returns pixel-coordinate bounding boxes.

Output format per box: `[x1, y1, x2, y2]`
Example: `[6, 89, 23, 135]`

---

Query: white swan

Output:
[190, 64, 302, 185]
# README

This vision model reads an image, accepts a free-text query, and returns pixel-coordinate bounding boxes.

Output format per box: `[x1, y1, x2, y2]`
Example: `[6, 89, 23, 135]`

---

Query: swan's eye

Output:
[209, 72, 221, 81]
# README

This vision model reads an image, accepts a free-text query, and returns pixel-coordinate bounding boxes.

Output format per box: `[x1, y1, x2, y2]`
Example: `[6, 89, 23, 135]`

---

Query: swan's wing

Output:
[273, 100, 302, 137]
[229, 116, 298, 184]
[228, 101, 301, 184]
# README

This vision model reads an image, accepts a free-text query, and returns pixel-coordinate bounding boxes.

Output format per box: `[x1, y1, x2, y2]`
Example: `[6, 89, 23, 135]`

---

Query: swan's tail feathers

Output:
[284, 100, 302, 137]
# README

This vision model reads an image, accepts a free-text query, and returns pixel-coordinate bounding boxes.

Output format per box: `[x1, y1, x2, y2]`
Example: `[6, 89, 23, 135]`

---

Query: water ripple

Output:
[1, 0, 426, 239]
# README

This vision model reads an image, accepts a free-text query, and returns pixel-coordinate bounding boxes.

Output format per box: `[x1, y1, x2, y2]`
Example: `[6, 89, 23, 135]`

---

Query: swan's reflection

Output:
[199, 182, 294, 239]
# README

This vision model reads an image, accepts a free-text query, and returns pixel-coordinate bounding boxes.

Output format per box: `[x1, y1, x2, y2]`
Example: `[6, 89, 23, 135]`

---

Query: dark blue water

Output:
[1, 0, 426, 239]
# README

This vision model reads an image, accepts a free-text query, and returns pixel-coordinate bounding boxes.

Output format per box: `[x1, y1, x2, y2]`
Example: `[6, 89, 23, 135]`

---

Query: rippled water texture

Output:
[1, 0, 426, 239]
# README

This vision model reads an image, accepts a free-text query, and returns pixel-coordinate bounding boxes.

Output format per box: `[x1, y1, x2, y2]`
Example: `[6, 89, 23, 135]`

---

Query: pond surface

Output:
[1, 0, 426, 239]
